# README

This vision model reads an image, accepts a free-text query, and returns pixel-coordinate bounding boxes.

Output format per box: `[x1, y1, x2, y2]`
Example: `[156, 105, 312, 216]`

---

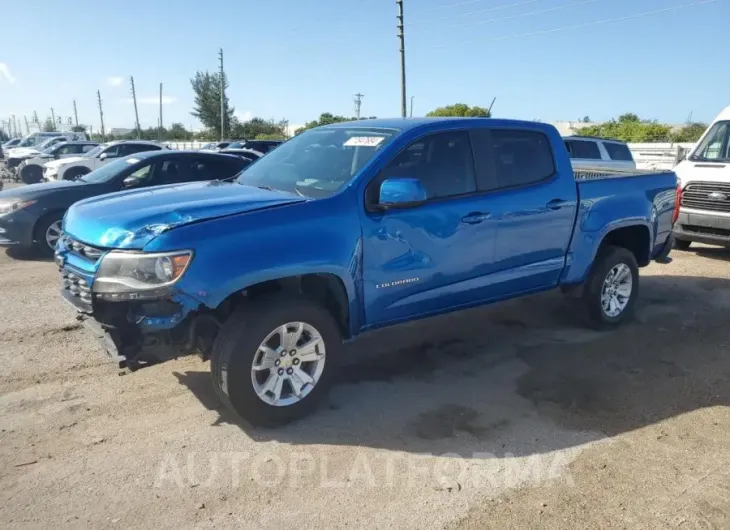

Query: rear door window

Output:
[566, 140, 601, 160]
[603, 142, 633, 161]
[489, 129, 556, 189]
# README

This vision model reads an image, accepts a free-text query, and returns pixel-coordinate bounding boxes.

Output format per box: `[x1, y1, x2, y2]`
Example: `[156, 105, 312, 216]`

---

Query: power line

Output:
[410, 0, 494, 14]
[410, 0, 543, 24]
[428, 0, 718, 48]
[412, 0, 601, 32]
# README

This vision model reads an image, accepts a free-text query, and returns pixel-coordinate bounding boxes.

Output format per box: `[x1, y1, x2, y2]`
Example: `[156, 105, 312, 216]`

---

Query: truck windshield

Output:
[236, 126, 398, 198]
[691, 121, 730, 162]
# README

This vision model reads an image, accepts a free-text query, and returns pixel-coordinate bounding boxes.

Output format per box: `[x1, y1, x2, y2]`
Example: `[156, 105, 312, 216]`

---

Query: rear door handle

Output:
[461, 212, 491, 224]
[546, 199, 571, 210]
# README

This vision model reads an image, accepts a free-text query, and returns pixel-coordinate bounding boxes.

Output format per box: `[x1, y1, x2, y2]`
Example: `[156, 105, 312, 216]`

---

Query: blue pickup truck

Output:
[56, 118, 678, 425]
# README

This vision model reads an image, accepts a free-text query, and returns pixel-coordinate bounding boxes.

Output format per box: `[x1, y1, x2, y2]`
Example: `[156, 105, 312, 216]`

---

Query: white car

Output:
[16, 141, 99, 184]
[563, 136, 637, 173]
[5, 131, 88, 159]
[43, 140, 166, 181]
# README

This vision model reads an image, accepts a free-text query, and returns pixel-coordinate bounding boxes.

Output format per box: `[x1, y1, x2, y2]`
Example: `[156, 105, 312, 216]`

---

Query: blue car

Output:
[57, 117, 678, 426]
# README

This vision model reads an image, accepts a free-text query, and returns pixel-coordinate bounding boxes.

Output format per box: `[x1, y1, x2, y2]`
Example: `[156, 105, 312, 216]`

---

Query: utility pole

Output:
[50, 108, 56, 130]
[410, 96, 414, 117]
[159, 82, 163, 141]
[33, 111, 40, 130]
[396, 0, 407, 118]
[73, 100, 79, 127]
[130, 76, 141, 139]
[24, 116, 30, 134]
[218, 48, 225, 140]
[97, 90, 106, 141]
[10, 115, 16, 136]
[354, 93, 364, 119]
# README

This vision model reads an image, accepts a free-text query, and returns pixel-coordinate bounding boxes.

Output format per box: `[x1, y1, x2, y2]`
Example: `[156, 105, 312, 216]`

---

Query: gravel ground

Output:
[1, 213, 729, 528]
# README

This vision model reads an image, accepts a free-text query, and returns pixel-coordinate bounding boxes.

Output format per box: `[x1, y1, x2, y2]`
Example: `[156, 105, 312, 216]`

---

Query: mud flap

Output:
[653, 234, 674, 264]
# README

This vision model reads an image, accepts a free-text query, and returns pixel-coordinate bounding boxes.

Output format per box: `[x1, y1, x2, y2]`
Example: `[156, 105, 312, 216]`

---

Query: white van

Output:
[9, 131, 88, 151]
[673, 106, 730, 249]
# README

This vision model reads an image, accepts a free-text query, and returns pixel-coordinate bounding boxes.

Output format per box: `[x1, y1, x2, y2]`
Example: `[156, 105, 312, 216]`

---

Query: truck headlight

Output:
[93, 250, 193, 299]
[0, 198, 36, 217]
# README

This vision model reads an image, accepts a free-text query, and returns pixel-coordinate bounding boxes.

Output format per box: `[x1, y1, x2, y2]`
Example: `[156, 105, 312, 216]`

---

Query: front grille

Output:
[61, 236, 104, 261]
[681, 182, 730, 213]
[61, 269, 92, 310]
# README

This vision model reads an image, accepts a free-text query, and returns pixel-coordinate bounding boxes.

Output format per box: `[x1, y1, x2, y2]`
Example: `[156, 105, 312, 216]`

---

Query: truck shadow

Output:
[685, 246, 730, 263]
[173, 273, 730, 457]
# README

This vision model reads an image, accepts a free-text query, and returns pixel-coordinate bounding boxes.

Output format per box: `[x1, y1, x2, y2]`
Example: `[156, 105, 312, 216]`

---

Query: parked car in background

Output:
[673, 105, 730, 250]
[17, 141, 99, 184]
[57, 117, 677, 426]
[200, 141, 234, 152]
[218, 147, 264, 166]
[2, 138, 22, 151]
[7, 131, 88, 153]
[4, 138, 96, 178]
[0, 151, 248, 255]
[1, 138, 21, 159]
[226, 140, 283, 153]
[563, 136, 636, 172]
[43, 140, 167, 181]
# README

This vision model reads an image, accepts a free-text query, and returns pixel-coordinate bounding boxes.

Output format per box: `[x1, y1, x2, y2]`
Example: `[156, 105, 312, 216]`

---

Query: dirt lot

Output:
[1, 225, 729, 528]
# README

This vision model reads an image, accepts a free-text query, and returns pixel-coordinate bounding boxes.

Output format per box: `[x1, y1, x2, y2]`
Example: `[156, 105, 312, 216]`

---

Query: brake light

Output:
[672, 182, 682, 225]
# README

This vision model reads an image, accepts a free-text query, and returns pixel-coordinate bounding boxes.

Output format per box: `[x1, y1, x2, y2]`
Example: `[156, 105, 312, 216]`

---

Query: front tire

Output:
[583, 245, 639, 329]
[34, 212, 64, 256]
[63, 166, 90, 181]
[20, 165, 43, 184]
[674, 238, 691, 251]
[210, 296, 341, 426]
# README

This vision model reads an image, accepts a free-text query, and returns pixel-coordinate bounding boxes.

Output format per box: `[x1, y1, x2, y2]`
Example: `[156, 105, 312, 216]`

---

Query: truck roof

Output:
[322, 117, 556, 134]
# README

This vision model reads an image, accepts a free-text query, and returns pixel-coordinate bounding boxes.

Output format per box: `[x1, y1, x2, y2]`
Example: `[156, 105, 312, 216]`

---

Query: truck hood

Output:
[63, 181, 308, 249]
[44, 156, 87, 169]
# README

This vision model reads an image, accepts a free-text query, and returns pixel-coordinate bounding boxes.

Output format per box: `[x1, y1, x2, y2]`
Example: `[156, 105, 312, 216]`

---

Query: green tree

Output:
[168, 123, 191, 140]
[231, 117, 288, 139]
[190, 71, 234, 136]
[577, 113, 672, 143]
[43, 117, 56, 132]
[294, 113, 376, 135]
[670, 122, 707, 143]
[71, 125, 87, 133]
[426, 103, 491, 118]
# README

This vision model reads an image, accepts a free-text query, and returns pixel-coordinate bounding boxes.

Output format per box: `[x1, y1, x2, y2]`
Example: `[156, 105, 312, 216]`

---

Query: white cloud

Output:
[0, 63, 17, 83]
[122, 96, 177, 105]
[235, 110, 252, 122]
[107, 76, 124, 87]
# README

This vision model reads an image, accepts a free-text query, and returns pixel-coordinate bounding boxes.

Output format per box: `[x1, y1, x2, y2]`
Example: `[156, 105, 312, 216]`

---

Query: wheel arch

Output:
[211, 270, 357, 339]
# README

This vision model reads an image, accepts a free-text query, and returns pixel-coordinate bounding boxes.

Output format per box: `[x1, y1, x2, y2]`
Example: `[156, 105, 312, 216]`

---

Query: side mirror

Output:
[100, 152, 110, 161]
[378, 177, 427, 210]
[122, 176, 139, 189]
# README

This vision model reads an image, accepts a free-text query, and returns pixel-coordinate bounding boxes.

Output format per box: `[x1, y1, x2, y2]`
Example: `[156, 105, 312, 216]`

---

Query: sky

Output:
[0, 0, 727, 134]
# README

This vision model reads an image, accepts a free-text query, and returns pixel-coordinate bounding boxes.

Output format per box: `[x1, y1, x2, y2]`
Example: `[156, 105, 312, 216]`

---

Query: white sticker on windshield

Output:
[344, 136, 385, 147]
[126, 158, 140, 164]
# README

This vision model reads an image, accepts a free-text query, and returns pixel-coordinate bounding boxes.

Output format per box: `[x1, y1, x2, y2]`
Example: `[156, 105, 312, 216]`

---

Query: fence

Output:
[628, 142, 694, 170]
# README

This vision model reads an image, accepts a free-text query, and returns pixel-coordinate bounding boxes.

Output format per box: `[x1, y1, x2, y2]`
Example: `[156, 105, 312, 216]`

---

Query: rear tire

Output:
[63, 166, 90, 181]
[674, 238, 691, 251]
[20, 165, 43, 184]
[210, 295, 341, 427]
[34, 212, 65, 257]
[583, 245, 639, 329]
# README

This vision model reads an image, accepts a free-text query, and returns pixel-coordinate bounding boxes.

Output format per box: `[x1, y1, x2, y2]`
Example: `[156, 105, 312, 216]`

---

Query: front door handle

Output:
[461, 212, 491, 224]
[546, 199, 571, 210]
